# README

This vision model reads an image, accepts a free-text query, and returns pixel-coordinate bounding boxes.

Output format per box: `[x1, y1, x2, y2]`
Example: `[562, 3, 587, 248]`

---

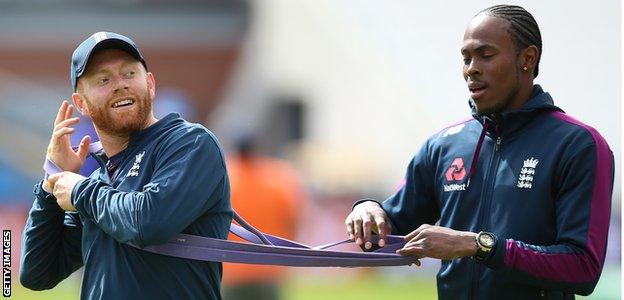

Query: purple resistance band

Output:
[44, 142, 416, 267]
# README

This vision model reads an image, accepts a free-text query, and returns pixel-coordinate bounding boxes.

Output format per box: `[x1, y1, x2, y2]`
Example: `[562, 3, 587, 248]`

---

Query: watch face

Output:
[479, 233, 495, 247]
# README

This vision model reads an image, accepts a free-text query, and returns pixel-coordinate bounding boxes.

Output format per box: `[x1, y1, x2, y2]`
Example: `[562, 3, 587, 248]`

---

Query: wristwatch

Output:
[474, 231, 496, 262]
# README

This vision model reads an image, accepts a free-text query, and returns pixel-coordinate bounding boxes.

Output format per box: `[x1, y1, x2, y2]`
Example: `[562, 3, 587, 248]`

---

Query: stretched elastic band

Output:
[43, 142, 416, 267]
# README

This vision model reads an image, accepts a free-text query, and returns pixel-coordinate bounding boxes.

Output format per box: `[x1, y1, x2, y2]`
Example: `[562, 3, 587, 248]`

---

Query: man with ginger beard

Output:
[20, 32, 232, 299]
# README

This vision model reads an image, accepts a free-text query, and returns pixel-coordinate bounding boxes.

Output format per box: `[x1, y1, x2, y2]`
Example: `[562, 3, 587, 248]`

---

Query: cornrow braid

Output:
[479, 5, 542, 78]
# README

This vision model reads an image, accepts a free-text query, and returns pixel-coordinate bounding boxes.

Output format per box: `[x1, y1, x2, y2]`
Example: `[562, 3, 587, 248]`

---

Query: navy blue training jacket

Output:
[20, 113, 232, 299]
[382, 85, 614, 299]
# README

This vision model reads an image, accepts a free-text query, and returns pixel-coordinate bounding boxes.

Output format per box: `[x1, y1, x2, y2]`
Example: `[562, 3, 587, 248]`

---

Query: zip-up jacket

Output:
[381, 85, 614, 299]
[20, 113, 233, 299]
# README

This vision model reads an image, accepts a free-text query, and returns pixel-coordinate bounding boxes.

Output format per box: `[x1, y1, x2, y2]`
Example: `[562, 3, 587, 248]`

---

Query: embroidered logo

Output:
[92, 32, 108, 42]
[442, 124, 465, 137]
[443, 158, 467, 192]
[143, 182, 160, 193]
[445, 158, 466, 181]
[517, 157, 539, 189]
[444, 183, 466, 192]
[127, 151, 145, 177]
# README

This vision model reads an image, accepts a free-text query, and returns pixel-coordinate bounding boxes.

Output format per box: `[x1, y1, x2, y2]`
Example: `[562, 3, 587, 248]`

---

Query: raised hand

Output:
[46, 100, 91, 173]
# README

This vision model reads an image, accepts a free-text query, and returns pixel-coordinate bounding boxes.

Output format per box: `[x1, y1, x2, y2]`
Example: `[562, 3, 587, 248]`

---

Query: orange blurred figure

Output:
[222, 137, 304, 300]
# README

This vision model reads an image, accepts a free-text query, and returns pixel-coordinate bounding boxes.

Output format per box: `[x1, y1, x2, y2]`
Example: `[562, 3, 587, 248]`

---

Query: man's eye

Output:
[463, 57, 471, 64]
[124, 71, 136, 77]
[98, 78, 109, 85]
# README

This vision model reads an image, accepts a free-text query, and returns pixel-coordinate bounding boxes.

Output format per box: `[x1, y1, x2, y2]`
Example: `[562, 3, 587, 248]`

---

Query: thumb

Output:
[76, 135, 92, 160]
[47, 173, 61, 185]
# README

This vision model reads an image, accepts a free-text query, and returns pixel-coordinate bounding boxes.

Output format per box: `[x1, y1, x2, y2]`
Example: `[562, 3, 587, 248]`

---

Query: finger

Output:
[353, 218, 363, 245]
[408, 258, 423, 267]
[76, 135, 92, 160]
[404, 238, 425, 249]
[373, 215, 389, 247]
[65, 104, 74, 120]
[362, 214, 374, 249]
[403, 228, 429, 247]
[396, 246, 425, 257]
[54, 101, 69, 126]
[397, 244, 426, 265]
[345, 216, 355, 240]
[405, 223, 429, 241]
[52, 127, 76, 140]
[51, 119, 79, 151]
[53, 117, 80, 131]
[396, 247, 413, 256]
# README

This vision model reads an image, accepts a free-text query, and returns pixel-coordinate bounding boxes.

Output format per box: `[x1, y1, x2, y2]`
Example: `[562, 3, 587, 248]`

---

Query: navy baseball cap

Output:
[71, 32, 147, 91]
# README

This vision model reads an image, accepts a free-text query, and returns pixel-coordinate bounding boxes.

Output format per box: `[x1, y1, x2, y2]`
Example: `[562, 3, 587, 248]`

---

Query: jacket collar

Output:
[469, 85, 564, 137]
[128, 113, 182, 149]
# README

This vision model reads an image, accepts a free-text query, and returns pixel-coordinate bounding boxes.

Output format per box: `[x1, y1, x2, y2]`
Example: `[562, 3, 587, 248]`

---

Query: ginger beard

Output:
[82, 86, 152, 137]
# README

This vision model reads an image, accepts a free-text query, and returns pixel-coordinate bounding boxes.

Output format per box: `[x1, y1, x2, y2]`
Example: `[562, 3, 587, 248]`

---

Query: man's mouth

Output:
[468, 82, 488, 99]
[111, 98, 135, 108]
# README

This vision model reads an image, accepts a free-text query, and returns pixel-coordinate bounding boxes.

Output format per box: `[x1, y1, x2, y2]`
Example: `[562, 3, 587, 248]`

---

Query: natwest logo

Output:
[445, 158, 466, 181]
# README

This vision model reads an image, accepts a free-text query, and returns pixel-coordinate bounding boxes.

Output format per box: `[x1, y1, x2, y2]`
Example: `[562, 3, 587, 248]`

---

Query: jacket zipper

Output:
[471, 134, 502, 300]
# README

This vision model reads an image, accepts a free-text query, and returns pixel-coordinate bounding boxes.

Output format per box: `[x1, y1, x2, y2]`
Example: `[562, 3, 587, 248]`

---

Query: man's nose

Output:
[112, 76, 129, 93]
[465, 60, 481, 77]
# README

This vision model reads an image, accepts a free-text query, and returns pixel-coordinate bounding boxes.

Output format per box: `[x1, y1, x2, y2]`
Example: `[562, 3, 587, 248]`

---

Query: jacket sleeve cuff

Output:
[480, 236, 507, 270]
[351, 198, 382, 211]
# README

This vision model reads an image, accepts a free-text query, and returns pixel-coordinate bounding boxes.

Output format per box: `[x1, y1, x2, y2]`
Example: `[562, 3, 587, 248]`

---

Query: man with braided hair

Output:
[345, 5, 613, 299]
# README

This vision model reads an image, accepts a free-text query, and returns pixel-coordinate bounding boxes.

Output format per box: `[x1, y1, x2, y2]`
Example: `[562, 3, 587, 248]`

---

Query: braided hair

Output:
[478, 5, 542, 78]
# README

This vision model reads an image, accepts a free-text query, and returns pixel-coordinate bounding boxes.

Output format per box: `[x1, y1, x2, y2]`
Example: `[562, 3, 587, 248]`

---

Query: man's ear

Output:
[72, 92, 88, 116]
[147, 72, 156, 100]
[519, 45, 539, 71]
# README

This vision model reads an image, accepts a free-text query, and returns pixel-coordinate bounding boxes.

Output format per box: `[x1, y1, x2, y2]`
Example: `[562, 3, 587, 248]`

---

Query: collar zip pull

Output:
[494, 124, 502, 152]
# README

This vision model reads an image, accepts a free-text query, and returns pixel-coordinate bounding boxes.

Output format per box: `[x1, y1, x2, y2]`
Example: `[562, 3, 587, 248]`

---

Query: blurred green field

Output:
[11, 273, 438, 300]
[283, 274, 438, 300]
[9, 266, 620, 300]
